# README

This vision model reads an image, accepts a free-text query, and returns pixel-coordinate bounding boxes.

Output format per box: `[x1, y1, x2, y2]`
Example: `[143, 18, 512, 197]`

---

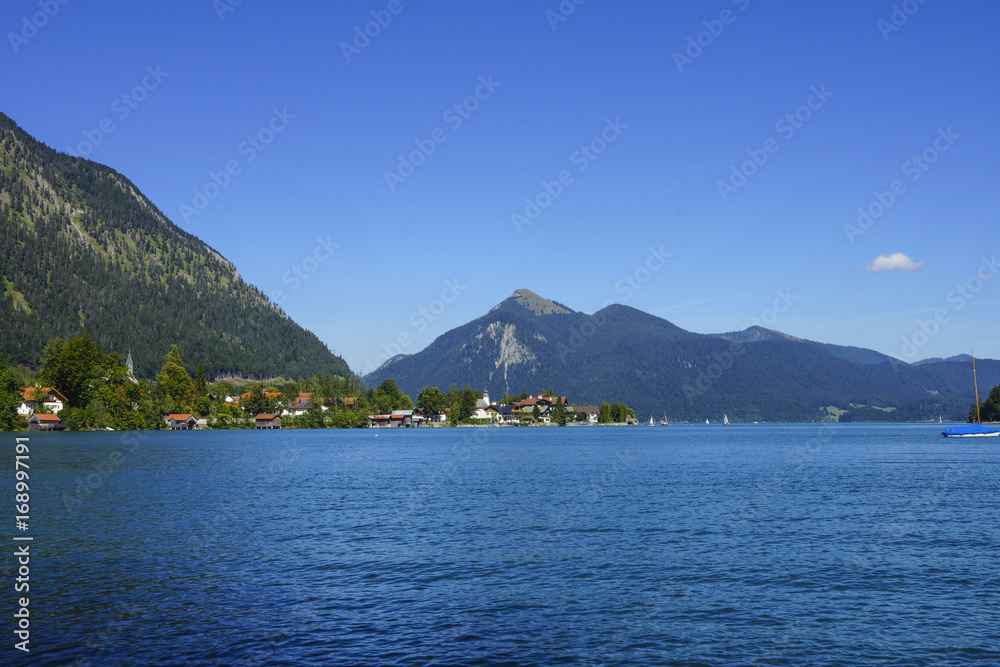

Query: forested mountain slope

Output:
[0, 112, 348, 379]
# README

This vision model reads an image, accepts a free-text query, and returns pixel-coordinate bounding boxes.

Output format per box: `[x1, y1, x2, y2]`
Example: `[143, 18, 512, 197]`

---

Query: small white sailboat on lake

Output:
[723, 414, 730, 426]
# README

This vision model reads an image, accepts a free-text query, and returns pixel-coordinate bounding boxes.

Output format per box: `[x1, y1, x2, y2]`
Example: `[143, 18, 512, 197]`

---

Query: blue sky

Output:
[3, 0, 998, 372]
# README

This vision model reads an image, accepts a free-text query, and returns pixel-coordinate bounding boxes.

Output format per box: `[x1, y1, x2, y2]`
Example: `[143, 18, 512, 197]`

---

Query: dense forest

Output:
[0, 112, 349, 379]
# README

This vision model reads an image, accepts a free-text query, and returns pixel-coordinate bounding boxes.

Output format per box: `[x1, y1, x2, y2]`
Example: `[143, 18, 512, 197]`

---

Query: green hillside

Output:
[0, 112, 348, 379]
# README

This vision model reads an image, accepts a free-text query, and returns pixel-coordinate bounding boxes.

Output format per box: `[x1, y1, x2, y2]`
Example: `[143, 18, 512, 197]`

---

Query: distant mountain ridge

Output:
[0, 112, 349, 378]
[912, 354, 973, 365]
[364, 289, 999, 422]
[717, 327, 903, 366]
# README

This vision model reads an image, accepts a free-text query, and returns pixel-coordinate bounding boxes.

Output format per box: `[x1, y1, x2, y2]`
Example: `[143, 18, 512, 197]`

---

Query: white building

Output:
[17, 387, 67, 416]
[472, 390, 494, 421]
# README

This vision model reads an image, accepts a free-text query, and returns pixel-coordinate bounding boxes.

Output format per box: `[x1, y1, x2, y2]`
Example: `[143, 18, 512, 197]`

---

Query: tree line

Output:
[973, 385, 1000, 423]
[0, 333, 367, 431]
[0, 334, 639, 431]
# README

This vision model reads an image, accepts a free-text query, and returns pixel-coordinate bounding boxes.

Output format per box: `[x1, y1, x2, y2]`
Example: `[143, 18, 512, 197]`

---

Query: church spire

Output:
[125, 350, 137, 383]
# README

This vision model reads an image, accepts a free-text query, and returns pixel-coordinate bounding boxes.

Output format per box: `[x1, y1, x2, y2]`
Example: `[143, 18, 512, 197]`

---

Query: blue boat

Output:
[942, 349, 999, 437]
[942, 424, 999, 438]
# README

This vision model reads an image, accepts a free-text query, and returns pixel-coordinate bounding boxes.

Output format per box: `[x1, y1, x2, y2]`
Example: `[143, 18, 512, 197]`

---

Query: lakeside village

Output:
[0, 334, 637, 432]
[6, 334, 999, 432]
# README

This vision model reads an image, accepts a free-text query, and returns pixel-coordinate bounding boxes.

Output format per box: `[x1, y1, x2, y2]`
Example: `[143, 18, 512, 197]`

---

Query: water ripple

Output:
[24, 424, 1000, 665]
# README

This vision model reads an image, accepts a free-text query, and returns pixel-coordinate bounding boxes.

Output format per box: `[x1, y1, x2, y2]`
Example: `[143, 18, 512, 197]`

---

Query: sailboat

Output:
[942, 349, 999, 437]
[723, 414, 730, 426]
[659, 412, 668, 426]
[705, 419, 709, 424]
[648, 415, 654, 426]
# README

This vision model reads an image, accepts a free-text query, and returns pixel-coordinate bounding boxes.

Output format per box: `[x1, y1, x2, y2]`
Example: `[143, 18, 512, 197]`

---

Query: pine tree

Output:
[158, 346, 195, 412]
[165, 345, 186, 371]
[194, 363, 207, 396]
[552, 397, 567, 426]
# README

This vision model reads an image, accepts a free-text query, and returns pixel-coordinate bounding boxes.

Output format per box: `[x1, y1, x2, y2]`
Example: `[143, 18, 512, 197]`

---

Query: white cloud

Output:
[865, 252, 927, 273]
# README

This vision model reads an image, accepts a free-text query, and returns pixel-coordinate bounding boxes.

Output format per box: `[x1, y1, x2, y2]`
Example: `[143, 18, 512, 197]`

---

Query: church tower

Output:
[125, 351, 138, 383]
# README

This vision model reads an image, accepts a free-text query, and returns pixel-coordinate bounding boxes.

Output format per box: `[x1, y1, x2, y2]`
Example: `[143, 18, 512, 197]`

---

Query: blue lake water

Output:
[16, 423, 1000, 665]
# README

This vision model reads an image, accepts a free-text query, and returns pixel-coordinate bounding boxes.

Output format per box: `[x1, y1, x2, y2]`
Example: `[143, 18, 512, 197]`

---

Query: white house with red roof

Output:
[17, 386, 67, 416]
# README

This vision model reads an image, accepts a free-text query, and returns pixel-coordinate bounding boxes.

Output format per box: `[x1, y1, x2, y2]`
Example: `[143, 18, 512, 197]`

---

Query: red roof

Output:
[21, 387, 67, 402]
[32, 414, 62, 422]
[255, 413, 280, 421]
[166, 413, 194, 421]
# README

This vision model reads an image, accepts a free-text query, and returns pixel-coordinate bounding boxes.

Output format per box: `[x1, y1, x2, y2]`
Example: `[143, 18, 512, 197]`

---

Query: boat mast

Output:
[973, 349, 982, 424]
